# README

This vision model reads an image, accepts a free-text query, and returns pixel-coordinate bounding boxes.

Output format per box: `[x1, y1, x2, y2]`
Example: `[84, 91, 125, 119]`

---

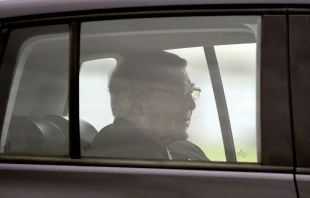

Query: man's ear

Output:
[128, 88, 150, 116]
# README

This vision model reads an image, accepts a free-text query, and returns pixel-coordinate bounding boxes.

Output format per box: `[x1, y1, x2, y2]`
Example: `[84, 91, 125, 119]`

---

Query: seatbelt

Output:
[203, 46, 237, 162]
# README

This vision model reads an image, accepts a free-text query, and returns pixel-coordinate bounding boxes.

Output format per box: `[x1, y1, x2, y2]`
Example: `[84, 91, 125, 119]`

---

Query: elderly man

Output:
[89, 50, 209, 161]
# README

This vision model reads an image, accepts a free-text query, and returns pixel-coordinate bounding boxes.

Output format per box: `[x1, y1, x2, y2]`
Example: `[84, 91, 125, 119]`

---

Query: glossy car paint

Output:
[0, 0, 309, 18]
[0, 1, 305, 198]
[0, 163, 296, 198]
[296, 175, 310, 198]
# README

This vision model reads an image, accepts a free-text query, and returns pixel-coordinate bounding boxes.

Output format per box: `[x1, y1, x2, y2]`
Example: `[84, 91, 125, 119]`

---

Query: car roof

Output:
[0, 0, 309, 19]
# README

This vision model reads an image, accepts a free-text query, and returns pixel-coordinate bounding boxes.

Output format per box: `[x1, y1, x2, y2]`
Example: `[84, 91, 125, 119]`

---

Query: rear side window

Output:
[79, 16, 261, 163]
[0, 25, 69, 156]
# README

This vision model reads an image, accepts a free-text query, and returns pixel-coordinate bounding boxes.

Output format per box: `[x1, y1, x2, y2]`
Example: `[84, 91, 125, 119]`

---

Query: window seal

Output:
[0, 27, 11, 153]
[260, 15, 293, 167]
[0, 155, 293, 173]
[288, 13, 310, 170]
[69, 22, 81, 159]
[0, 25, 9, 70]
[3, 7, 287, 29]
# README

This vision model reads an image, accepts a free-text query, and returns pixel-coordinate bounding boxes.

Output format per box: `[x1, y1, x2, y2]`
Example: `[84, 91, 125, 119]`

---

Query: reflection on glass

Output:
[0, 26, 69, 156]
[81, 51, 209, 161]
[80, 45, 257, 162]
[80, 16, 260, 162]
[168, 45, 257, 162]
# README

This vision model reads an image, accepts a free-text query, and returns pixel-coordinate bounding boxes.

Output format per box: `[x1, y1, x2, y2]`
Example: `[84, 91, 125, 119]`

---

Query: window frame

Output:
[288, 9, 310, 174]
[0, 25, 70, 156]
[0, 7, 294, 172]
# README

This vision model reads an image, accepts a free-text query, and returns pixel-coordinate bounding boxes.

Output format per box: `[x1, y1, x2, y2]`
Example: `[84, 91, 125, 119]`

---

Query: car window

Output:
[79, 16, 261, 163]
[79, 58, 117, 131]
[0, 25, 69, 156]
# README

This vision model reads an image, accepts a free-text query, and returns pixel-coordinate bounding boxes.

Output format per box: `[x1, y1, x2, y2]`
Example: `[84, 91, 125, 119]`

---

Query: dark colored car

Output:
[0, 0, 310, 197]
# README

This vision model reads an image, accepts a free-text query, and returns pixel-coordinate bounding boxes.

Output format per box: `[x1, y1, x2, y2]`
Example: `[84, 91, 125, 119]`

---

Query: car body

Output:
[0, 0, 310, 198]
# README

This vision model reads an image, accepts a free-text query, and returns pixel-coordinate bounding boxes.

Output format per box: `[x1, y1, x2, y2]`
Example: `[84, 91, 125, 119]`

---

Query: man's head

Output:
[108, 50, 196, 145]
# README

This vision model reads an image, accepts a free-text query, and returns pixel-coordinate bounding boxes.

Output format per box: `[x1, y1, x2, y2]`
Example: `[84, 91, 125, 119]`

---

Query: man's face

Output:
[140, 68, 196, 143]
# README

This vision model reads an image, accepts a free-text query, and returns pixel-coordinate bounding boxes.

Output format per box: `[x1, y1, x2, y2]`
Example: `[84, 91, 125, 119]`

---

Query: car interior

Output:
[0, 16, 260, 162]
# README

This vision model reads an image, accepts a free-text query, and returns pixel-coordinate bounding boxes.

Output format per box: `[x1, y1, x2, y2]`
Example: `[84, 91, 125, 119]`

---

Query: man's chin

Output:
[176, 131, 189, 141]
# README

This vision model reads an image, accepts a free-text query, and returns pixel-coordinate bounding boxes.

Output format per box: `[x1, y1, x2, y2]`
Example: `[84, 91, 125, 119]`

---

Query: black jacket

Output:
[87, 118, 209, 161]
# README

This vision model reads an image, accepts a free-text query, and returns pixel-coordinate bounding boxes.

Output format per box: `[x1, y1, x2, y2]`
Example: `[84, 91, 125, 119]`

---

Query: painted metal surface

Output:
[296, 175, 310, 198]
[0, 0, 309, 19]
[0, 1, 299, 197]
[0, 163, 297, 198]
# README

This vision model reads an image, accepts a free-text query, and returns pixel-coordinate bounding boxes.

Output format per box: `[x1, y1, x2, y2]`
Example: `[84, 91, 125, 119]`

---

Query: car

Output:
[0, 0, 310, 197]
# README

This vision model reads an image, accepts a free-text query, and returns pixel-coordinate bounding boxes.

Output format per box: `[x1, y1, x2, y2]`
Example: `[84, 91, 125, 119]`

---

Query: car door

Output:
[288, 9, 310, 198]
[0, 6, 296, 198]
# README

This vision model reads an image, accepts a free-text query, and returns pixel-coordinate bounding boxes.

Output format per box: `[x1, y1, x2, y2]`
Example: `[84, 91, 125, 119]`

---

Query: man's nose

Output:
[185, 93, 196, 110]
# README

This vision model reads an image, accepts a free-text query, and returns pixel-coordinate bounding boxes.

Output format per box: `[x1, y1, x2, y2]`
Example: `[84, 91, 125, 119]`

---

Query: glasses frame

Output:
[150, 86, 201, 100]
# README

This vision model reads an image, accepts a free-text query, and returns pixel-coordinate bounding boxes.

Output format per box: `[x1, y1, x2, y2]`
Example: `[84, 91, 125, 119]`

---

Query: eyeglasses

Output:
[150, 86, 201, 100]
[191, 87, 201, 100]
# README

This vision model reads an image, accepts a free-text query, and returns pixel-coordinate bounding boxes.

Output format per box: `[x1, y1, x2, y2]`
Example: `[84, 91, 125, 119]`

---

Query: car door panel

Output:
[296, 175, 310, 198]
[0, 7, 296, 198]
[0, 163, 297, 198]
[288, 13, 310, 198]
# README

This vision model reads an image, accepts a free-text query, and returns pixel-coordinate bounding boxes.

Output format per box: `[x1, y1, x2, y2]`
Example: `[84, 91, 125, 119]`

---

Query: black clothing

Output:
[87, 118, 209, 161]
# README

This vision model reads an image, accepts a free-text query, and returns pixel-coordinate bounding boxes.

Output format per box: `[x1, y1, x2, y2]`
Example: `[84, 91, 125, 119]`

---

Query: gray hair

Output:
[108, 50, 187, 118]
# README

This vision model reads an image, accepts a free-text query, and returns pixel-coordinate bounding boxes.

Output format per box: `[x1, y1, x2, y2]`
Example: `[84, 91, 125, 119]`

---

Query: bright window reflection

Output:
[79, 44, 257, 162]
[167, 44, 257, 162]
[79, 58, 117, 131]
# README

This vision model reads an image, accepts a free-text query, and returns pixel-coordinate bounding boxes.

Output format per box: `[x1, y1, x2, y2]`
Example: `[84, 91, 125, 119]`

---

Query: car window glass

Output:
[0, 25, 69, 156]
[79, 16, 261, 162]
[80, 58, 117, 131]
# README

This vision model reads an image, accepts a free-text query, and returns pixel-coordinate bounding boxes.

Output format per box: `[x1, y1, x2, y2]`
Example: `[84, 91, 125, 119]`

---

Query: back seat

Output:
[4, 117, 28, 154]
[31, 116, 67, 155]
[5, 116, 45, 155]
[6, 115, 67, 155]
[42, 115, 97, 155]
[4, 115, 97, 156]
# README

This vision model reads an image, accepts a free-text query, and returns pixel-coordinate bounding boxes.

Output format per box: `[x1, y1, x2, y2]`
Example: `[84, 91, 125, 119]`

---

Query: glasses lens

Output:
[192, 89, 200, 100]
